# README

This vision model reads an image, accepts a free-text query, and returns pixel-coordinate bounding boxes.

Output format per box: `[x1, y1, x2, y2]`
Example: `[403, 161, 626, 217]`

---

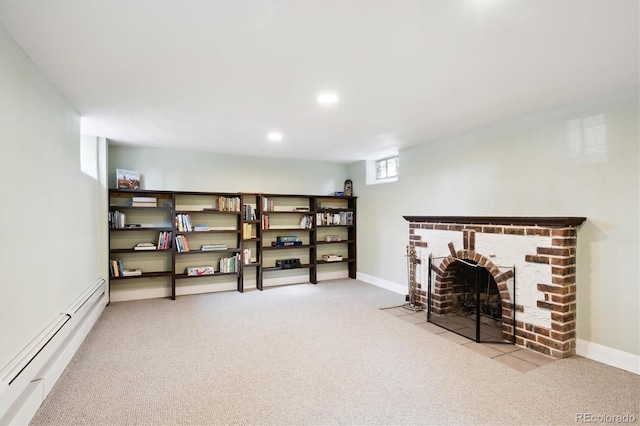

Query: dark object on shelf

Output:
[344, 179, 353, 197]
[276, 258, 301, 269]
[277, 236, 298, 242]
[272, 241, 303, 247]
[322, 254, 342, 262]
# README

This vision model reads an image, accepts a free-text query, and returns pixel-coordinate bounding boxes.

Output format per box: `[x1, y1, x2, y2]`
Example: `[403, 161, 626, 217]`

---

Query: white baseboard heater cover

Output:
[0, 279, 106, 425]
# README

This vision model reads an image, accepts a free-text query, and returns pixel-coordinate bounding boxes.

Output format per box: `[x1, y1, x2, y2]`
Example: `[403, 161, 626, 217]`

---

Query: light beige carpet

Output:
[31, 279, 639, 425]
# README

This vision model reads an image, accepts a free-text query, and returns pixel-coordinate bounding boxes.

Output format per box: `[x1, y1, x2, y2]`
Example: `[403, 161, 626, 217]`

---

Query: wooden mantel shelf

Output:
[402, 216, 587, 227]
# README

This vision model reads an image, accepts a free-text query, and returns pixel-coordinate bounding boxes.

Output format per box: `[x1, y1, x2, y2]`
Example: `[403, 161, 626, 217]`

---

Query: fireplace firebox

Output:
[427, 258, 514, 343]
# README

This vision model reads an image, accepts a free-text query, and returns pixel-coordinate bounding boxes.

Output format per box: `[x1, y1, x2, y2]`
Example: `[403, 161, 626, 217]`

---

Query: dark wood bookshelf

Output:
[109, 189, 357, 299]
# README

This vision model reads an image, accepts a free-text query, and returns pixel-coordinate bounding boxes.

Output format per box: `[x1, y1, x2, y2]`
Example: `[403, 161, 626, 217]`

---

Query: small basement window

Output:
[366, 155, 398, 185]
[375, 156, 398, 180]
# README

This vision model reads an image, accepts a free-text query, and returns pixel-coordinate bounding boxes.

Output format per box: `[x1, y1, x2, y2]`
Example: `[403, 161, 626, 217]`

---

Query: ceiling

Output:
[1, 1, 638, 164]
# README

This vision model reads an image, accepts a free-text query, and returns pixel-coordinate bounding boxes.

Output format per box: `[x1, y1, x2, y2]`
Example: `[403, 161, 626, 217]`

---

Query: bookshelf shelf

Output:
[316, 258, 355, 265]
[262, 264, 314, 272]
[262, 245, 315, 250]
[110, 271, 173, 280]
[174, 272, 239, 279]
[109, 189, 356, 300]
[109, 227, 172, 232]
[316, 240, 355, 245]
[110, 248, 173, 253]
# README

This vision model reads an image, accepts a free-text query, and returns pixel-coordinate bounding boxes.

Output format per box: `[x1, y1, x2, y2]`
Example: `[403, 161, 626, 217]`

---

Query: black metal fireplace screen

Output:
[427, 256, 516, 344]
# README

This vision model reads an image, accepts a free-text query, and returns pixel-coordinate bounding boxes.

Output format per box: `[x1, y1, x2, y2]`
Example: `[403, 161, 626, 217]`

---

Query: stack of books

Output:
[134, 243, 157, 250]
[201, 244, 227, 251]
[131, 196, 157, 207]
[322, 254, 343, 262]
[122, 268, 142, 277]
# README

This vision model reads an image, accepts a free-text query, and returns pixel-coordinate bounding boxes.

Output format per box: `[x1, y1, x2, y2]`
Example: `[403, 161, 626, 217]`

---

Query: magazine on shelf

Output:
[116, 169, 140, 189]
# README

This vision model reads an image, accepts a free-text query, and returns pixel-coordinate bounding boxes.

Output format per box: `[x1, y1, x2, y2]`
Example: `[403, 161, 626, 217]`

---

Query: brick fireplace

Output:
[404, 216, 586, 359]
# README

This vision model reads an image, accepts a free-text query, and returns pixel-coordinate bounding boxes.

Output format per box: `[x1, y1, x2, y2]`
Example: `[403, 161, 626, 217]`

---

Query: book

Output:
[276, 236, 298, 242]
[122, 269, 142, 276]
[322, 254, 343, 262]
[132, 197, 156, 203]
[271, 241, 303, 247]
[131, 201, 157, 207]
[186, 266, 214, 276]
[116, 169, 140, 189]
[134, 243, 157, 250]
[201, 244, 227, 251]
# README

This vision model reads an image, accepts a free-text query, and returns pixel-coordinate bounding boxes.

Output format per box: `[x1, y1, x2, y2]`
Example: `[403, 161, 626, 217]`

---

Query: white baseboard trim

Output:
[576, 339, 639, 375]
[356, 272, 406, 295]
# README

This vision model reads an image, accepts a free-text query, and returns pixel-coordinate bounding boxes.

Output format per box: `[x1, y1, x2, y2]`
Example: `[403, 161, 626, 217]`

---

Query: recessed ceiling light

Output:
[267, 131, 283, 142]
[317, 92, 339, 105]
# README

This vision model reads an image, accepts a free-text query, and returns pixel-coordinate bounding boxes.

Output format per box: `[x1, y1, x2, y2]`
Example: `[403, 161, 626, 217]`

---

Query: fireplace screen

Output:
[427, 256, 516, 344]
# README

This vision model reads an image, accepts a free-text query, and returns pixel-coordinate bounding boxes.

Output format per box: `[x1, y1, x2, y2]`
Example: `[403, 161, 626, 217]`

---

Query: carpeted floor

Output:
[31, 279, 639, 425]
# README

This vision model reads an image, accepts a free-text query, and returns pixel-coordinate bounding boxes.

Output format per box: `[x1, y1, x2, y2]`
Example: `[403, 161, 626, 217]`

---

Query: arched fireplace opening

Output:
[428, 258, 513, 344]
[451, 260, 501, 323]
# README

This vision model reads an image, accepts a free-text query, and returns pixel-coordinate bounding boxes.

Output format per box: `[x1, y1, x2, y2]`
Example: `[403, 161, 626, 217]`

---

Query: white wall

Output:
[108, 145, 349, 195]
[349, 88, 639, 357]
[0, 24, 106, 371]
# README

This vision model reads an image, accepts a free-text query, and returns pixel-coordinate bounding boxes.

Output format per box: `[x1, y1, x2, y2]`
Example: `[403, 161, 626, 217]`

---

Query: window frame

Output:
[375, 156, 399, 180]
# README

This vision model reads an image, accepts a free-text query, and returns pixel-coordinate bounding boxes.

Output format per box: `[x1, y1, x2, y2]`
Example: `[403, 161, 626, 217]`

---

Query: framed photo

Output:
[116, 169, 140, 189]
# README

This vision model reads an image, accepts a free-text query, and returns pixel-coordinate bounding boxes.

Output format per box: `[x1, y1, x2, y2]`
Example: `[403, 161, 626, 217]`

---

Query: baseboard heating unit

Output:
[0, 279, 107, 426]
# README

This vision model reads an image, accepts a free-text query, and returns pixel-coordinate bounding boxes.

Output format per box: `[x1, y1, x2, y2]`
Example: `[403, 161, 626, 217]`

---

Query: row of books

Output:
[219, 254, 241, 273]
[175, 235, 190, 252]
[262, 197, 275, 212]
[261, 214, 314, 230]
[243, 204, 257, 221]
[109, 210, 126, 229]
[110, 259, 142, 277]
[157, 231, 172, 249]
[242, 223, 254, 239]
[299, 215, 313, 229]
[242, 248, 253, 264]
[316, 211, 354, 226]
[218, 196, 241, 212]
[175, 214, 193, 232]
